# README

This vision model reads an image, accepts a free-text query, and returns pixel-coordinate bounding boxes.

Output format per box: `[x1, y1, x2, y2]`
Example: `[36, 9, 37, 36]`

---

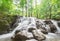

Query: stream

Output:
[0, 17, 60, 41]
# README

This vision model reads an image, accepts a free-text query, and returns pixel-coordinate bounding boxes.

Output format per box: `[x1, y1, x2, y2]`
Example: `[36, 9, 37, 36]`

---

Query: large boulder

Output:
[49, 24, 57, 33]
[0, 20, 10, 34]
[12, 33, 28, 41]
[0, 14, 21, 34]
[12, 31, 28, 41]
[36, 20, 48, 34]
[32, 30, 46, 41]
[12, 30, 34, 41]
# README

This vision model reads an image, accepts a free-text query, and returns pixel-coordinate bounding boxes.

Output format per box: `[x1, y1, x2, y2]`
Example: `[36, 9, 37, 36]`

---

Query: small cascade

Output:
[51, 20, 60, 33]
[44, 20, 60, 41]
[0, 17, 60, 41]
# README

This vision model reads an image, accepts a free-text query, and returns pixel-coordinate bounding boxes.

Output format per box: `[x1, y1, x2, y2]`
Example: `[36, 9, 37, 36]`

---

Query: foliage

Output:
[0, 0, 60, 33]
[0, 0, 13, 14]
[32, 0, 60, 19]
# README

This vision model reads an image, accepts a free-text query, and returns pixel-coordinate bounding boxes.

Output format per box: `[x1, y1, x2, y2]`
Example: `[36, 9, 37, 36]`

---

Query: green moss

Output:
[0, 14, 18, 32]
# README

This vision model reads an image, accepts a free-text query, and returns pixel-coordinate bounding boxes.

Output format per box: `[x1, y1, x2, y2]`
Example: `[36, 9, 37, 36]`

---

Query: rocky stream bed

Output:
[0, 17, 60, 41]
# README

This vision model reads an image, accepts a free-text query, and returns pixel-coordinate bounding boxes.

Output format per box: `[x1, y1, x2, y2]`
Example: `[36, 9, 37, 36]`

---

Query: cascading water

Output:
[44, 20, 60, 41]
[0, 17, 60, 41]
[51, 20, 60, 33]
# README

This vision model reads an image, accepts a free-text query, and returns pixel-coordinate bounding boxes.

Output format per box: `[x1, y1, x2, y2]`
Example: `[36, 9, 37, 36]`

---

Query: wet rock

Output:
[10, 15, 18, 28]
[36, 20, 48, 34]
[12, 30, 34, 41]
[0, 20, 10, 34]
[12, 33, 28, 41]
[28, 28, 36, 33]
[12, 31, 28, 41]
[32, 30, 46, 41]
[11, 30, 21, 39]
[0, 15, 22, 34]
[49, 24, 57, 33]
[41, 27, 48, 34]
[36, 21, 42, 29]
[10, 15, 22, 30]
[41, 30, 48, 34]
[57, 21, 60, 27]
[44, 20, 53, 24]
[15, 30, 20, 34]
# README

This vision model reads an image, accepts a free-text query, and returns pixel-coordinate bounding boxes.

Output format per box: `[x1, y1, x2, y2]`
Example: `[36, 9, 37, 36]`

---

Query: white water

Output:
[51, 20, 60, 33]
[44, 20, 60, 41]
[0, 17, 60, 41]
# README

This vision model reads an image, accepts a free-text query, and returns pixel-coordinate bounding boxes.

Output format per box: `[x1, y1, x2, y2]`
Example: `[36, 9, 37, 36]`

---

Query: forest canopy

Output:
[0, 0, 60, 19]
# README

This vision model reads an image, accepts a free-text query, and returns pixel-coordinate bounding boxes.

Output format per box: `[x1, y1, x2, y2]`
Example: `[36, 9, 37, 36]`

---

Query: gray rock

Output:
[41, 27, 48, 34]
[28, 28, 36, 33]
[44, 20, 53, 24]
[32, 30, 46, 41]
[36, 21, 42, 29]
[49, 24, 57, 33]
[12, 30, 34, 41]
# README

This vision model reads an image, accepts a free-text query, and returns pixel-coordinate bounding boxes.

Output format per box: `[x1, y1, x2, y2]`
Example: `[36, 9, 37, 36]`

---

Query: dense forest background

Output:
[0, 0, 60, 34]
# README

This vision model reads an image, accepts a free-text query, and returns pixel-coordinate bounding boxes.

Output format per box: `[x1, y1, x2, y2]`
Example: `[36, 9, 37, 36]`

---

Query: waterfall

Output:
[0, 17, 60, 41]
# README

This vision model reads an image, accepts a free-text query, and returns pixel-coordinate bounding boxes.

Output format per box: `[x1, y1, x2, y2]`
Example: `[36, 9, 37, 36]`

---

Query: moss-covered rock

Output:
[0, 14, 18, 34]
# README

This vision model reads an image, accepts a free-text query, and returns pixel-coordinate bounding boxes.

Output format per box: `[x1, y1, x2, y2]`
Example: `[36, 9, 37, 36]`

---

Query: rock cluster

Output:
[11, 17, 58, 41]
[44, 20, 57, 33]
